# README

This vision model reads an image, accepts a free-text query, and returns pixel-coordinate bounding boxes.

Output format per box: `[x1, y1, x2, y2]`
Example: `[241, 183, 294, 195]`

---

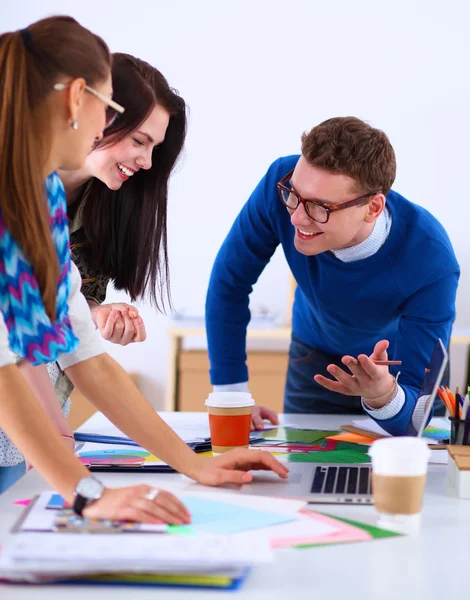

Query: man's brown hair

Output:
[301, 117, 396, 195]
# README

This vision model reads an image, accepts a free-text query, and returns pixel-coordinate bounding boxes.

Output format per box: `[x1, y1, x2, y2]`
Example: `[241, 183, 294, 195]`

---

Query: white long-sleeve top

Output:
[0, 262, 105, 466]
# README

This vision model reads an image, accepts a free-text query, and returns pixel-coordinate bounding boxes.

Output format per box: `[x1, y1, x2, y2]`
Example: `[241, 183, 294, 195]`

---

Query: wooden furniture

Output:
[166, 317, 470, 413]
[165, 275, 296, 412]
[166, 323, 291, 412]
[177, 348, 289, 412]
[66, 387, 96, 431]
[66, 372, 140, 430]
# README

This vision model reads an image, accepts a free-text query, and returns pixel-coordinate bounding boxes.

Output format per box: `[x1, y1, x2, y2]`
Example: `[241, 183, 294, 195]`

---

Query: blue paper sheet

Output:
[180, 496, 295, 534]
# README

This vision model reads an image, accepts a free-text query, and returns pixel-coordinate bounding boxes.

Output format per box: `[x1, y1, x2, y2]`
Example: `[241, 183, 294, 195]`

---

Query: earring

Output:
[69, 120, 78, 131]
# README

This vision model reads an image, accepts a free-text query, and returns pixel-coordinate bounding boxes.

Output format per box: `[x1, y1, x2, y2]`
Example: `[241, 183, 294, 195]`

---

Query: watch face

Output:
[76, 477, 103, 501]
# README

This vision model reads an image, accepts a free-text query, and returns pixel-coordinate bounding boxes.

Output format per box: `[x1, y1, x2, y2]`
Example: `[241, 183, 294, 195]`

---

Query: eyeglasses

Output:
[53, 82, 125, 127]
[277, 169, 382, 224]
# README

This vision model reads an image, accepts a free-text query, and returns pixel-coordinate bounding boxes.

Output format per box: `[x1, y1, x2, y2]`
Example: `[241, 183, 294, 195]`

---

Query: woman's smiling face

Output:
[86, 103, 170, 189]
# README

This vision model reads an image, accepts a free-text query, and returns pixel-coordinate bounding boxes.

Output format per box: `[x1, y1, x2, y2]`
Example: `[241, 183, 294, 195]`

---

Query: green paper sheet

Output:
[332, 516, 402, 539]
[168, 524, 195, 535]
[286, 449, 371, 464]
[296, 514, 401, 548]
[258, 428, 339, 443]
[74, 572, 236, 587]
[332, 441, 370, 453]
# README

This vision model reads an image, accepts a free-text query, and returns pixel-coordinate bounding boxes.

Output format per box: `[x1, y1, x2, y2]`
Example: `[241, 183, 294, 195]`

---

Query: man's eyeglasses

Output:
[277, 169, 381, 224]
[53, 82, 125, 128]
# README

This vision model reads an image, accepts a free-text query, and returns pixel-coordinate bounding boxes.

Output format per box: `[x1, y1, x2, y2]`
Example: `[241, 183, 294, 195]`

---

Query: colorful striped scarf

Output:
[0, 172, 79, 364]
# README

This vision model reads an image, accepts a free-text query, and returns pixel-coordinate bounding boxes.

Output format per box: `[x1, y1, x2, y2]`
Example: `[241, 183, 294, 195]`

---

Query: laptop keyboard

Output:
[310, 465, 371, 496]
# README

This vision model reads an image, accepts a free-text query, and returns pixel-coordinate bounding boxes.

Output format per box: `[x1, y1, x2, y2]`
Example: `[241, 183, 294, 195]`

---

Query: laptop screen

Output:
[407, 338, 448, 437]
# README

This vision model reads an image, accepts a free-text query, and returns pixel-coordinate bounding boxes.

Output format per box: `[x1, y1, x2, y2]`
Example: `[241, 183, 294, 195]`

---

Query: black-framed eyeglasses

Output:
[277, 169, 382, 224]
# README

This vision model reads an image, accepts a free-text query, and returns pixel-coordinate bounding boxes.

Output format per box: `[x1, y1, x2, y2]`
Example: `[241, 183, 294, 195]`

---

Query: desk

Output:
[2, 413, 470, 600]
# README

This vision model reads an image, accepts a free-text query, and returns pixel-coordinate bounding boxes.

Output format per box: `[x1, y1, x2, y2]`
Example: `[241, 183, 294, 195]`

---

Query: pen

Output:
[437, 387, 453, 416]
[445, 387, 457, 417]
[462, 394, 470, 421]
[372, 360, 402, 366]
[456, 389, 465, 420]
[440, 386, 456, 418]
[344, 359, 402, 367]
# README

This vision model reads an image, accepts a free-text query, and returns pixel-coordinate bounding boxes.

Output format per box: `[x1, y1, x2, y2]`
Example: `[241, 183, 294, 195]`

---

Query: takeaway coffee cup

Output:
[368, 437, 431, 535]
[205, 392, 255, 455]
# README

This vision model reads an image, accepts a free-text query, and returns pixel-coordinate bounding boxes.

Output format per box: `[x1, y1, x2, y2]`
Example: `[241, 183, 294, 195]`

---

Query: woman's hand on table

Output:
[83, 485, 191, 525]
[314, 339, 397, 407]
[191, 448, 289, 486]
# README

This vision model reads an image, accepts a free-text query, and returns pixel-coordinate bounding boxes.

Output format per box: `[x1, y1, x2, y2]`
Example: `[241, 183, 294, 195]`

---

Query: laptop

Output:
[240, 338, 448, 504]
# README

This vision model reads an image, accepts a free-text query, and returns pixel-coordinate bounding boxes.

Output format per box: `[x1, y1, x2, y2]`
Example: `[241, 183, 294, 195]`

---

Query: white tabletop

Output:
[1, 413, 470, 599]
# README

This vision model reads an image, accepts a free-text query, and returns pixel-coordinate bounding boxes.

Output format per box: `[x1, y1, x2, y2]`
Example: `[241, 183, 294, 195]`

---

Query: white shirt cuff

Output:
[213, 381, 250, 393]
[57, 262, 105, 370]
[361, 384, 405, 420]
[0, 310, 16, 368]
[57, 333, 105, 370]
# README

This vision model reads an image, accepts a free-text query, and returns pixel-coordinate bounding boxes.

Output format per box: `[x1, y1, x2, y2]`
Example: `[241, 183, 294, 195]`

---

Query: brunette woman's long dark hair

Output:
[81, 53, 187, 311]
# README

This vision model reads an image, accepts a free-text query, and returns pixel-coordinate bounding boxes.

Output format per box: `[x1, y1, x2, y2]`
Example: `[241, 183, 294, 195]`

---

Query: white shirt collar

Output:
[330, 206, 391, 263]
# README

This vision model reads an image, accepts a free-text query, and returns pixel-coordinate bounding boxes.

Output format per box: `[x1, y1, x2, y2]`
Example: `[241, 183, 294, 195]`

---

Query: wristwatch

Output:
[72, 476, 104, 516]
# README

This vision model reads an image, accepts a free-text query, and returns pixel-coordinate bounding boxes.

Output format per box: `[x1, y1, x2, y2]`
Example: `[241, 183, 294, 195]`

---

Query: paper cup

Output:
[205, 392, 254, 455]
[368, 437, 430, 535]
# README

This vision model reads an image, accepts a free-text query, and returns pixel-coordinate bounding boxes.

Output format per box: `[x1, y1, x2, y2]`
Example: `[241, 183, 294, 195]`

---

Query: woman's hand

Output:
[83, 485, 191, 525]
[314, 339, 396, 407]
[90, 302, 147, 346]
[192, 448, 289, 486]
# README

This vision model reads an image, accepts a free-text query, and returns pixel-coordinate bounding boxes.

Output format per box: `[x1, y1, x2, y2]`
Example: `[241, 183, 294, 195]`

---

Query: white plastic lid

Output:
[368, 437, 431, 476]
[368, 437, 431, 459]
[205, 391, 254, 408]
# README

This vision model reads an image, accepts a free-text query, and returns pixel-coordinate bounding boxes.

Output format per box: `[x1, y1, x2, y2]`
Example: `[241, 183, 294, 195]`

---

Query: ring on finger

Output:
[144, 488, 160, 501]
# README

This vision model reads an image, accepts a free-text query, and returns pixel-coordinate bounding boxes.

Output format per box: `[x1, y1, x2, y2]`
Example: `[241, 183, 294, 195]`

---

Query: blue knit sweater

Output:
[206, 155, 460, 435]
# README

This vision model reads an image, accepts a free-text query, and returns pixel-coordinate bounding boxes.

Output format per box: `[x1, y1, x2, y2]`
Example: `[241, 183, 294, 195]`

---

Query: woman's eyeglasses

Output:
[53, 82, 125, 127]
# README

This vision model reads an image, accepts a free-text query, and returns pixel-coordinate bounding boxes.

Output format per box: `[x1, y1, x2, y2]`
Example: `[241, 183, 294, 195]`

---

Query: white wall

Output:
[4, 0, 470, 405]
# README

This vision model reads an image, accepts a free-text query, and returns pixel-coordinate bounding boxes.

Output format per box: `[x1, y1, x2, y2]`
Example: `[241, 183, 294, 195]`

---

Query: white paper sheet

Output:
[178, 491, 306, 515]
[77, 411, 282, 444]
[77, 442, 149, 454]
[428, 450, 449, 464]
[0, 530, 273, 576]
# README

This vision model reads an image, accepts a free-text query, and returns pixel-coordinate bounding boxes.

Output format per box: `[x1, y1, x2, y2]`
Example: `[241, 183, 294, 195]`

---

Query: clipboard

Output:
[74, 433, 214, 453]
[87, 463, 176, 473]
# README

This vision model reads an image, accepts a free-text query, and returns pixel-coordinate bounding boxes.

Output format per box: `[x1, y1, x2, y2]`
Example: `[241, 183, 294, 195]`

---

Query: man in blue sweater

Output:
[205, 117, 459, 436]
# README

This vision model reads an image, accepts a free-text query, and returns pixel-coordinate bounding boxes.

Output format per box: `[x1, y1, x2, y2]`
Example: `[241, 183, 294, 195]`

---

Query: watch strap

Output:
[72, 493, 88, 516]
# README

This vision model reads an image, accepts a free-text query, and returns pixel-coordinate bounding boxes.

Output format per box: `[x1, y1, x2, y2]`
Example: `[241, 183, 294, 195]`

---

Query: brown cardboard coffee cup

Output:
[368, 437, 430, 534]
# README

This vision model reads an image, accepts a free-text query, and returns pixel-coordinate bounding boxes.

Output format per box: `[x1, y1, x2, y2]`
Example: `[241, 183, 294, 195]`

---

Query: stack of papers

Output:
[2, 490, 381, 586]
[0, 533, 269, 584]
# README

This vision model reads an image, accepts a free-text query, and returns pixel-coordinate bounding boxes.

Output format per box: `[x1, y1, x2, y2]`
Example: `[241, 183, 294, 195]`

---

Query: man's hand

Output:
[314, 340, 396, 407]
[251, 405, 280, 431]
[90, 303, 147, 346]
[192, 448, 289, 486]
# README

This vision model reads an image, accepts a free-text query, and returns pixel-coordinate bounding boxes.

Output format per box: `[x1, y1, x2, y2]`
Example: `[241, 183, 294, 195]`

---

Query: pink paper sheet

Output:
[12, 498, 31, 506]
[271, 509, 371, 549]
